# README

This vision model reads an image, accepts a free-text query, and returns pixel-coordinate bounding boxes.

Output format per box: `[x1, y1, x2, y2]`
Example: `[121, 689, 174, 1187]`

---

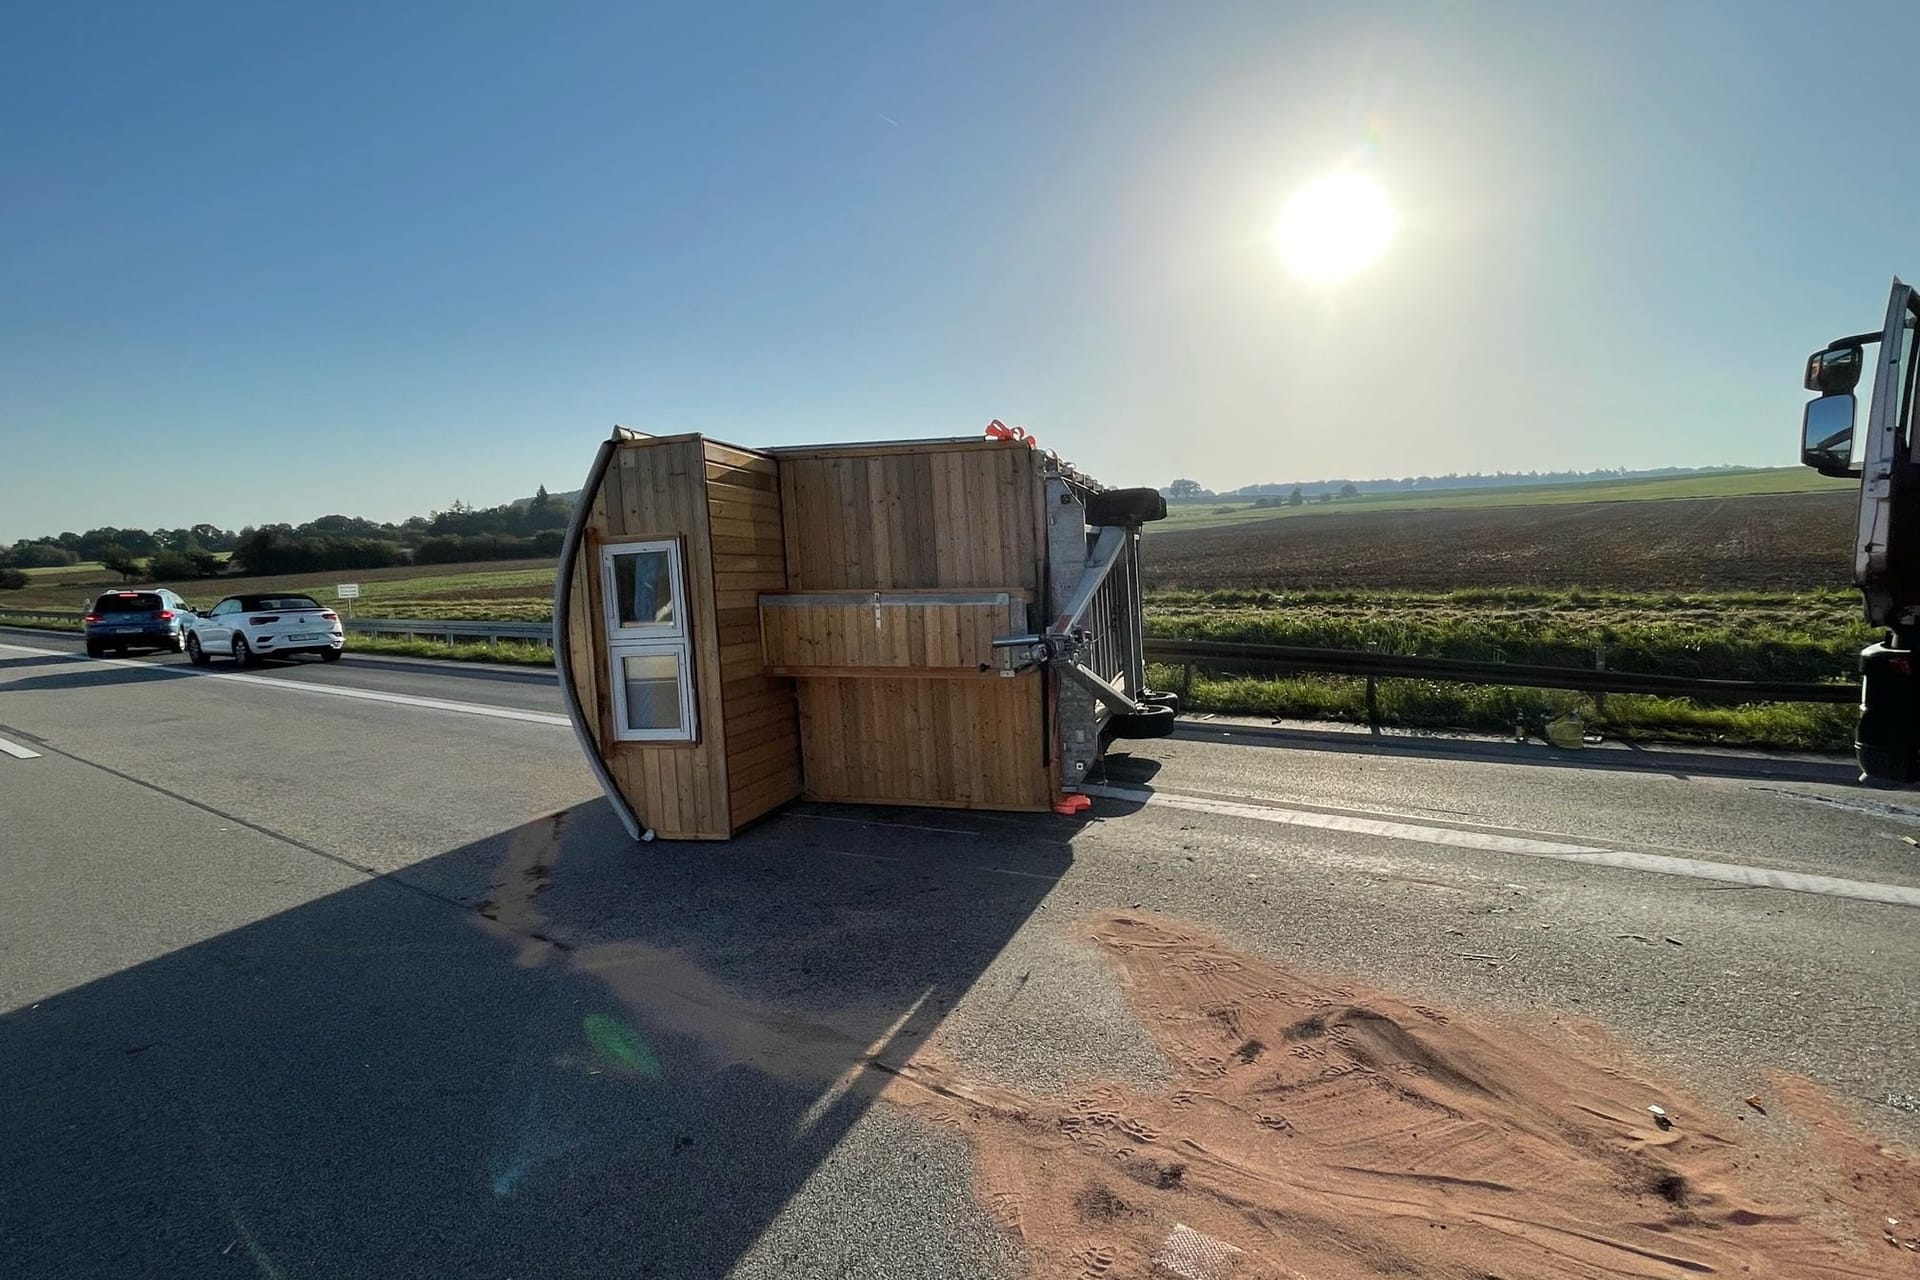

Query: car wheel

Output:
[320, 648, 342, 663]
[1105, 704, 1177, 740]
[232, 635, 256, 666]
[171, 633, 187, 653]
[85, 639, 103, 658]
[186, 634, 210, 667]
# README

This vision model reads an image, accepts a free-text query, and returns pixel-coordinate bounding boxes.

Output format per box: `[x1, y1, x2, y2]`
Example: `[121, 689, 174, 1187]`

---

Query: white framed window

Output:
[609, 644, 697, 742]
[601, 539, 697, 742]
[601, 541, 686, 638]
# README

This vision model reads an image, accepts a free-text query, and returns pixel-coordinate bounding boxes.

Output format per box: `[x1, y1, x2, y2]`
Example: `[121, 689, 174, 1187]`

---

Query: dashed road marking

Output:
[0, 734, 42, 760]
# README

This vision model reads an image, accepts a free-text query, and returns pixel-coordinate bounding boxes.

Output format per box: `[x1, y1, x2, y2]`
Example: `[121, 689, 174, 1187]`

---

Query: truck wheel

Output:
[1086, 487, 1168, 527]
[1106, 704, 1177, 740]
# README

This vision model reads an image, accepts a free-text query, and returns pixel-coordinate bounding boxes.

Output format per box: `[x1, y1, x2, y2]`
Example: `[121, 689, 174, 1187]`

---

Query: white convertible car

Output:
[185, 592, 346, 666]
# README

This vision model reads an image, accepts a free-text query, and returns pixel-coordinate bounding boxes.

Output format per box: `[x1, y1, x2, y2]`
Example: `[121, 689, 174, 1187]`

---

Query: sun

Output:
[1275, 172, 1394, 283]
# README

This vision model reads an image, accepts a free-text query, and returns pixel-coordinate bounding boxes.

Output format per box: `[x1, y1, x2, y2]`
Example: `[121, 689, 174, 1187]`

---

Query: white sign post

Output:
[336, 583, 361, 619]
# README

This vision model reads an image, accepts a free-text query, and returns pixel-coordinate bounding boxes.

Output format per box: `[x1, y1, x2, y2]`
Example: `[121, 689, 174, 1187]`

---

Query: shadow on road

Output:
[1171, 719, 1861, 786]
[0, 798, 1070, 1278]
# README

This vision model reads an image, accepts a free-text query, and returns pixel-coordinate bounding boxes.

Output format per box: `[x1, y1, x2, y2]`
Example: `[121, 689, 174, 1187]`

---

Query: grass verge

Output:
[1149, 666, 1855, 752]
[346, 635, 555, 667]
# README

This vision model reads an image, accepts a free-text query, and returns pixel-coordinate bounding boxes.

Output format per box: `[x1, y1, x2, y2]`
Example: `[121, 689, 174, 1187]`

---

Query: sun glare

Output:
[1275, 173, 1394, 283]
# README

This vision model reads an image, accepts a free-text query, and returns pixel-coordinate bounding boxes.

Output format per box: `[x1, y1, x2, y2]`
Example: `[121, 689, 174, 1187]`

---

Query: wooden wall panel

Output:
[778, 442, 1043, 593]
[759, 592, 1027, 676]
[794, 675, 1049, 811]
[590, 437, 731, 840]
[704, 439, 803, 829]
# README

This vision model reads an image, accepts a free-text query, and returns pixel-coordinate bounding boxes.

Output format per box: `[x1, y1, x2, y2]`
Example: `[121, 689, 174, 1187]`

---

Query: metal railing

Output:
[0, 609, 1857, 704]
[1144, 637, 1857, 706]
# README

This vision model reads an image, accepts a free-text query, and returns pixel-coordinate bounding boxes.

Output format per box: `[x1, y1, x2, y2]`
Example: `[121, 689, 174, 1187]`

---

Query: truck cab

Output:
[1801, 279, 1920, 781]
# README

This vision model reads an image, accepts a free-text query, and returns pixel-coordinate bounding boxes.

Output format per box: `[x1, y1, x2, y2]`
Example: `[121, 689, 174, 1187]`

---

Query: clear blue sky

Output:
[4, 0, 1917, 541]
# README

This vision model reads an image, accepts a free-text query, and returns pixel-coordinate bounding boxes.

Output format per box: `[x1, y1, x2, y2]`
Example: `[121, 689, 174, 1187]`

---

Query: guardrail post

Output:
[1593, 645, 1608, 714]
[1180, 661, 1193, 702]
[1365, 674, 1380, 728]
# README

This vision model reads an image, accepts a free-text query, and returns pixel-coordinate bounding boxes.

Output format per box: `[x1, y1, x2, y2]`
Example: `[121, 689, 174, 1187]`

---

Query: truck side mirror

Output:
[1805, 343, 1864, 394]
[1801, 394, 1859, 476]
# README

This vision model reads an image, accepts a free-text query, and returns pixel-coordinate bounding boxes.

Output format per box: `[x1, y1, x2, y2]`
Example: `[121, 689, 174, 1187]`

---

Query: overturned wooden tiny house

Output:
[554, 428, 1172, 840]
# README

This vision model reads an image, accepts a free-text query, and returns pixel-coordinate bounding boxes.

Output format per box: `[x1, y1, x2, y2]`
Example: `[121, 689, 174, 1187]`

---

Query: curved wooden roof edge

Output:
[552, 432, 642, 841]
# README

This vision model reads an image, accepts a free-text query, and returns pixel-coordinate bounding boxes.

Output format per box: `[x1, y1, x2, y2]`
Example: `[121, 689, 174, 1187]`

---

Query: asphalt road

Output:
[1, 630, 1916, 1279]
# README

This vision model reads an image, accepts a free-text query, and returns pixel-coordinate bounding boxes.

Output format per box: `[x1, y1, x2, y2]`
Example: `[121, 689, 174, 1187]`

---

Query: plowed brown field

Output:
[1143, 491, 1855, 592]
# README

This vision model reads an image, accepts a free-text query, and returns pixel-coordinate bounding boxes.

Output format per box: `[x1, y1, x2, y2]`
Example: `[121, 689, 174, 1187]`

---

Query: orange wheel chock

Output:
[1053, 794, 1093, 816]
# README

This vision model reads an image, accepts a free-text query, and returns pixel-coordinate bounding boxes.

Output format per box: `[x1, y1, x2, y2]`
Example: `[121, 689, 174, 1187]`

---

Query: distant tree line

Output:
[1161, 465, 1753, 503]
[0, 485, 576, 586]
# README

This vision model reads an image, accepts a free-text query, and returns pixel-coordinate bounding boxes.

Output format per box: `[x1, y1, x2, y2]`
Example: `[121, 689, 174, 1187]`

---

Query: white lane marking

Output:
[0, 642, 570, 729]
[1079, 783, 1920, 909]
[0, 734, 42, 759]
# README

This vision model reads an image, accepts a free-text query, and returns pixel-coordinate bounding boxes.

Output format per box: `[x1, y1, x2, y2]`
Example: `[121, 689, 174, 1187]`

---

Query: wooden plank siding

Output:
[777, 443, 1044, 593]
[581, 437, 732, 839]
[759, 592, 1028, 676]
[794, 675, 1050, 810]
[703, 439, 803, 828]
[774, 440, 1054, 811]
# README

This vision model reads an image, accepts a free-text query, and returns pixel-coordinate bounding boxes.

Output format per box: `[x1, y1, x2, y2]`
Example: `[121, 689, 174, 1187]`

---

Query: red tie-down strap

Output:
[984, 419, 1039, 448]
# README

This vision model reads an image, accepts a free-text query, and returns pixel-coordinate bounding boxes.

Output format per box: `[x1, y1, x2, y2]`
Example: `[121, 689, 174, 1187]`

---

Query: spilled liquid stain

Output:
[877, 913, 1920, 1279]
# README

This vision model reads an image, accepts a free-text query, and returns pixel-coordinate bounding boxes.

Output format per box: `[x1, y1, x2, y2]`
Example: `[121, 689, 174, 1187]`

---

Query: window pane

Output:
[611, 550, 676, 628]
[621, 652, 683, 732]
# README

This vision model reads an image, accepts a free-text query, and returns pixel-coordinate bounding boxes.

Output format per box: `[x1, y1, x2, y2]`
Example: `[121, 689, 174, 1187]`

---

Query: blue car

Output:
[84, 589, 192, 657]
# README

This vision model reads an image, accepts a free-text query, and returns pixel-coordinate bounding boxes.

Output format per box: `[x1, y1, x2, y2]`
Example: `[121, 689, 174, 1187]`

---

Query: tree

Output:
[187, 551, 225, 577]
[1164, 478, 1204, 499]
[0, 568, 27, 591]
[1287, 487, 1304, 507]
[97, 543, 141, 581]
[1337, 482, 1359, 499]
[146, 550, 199, 581]
[7, 541, 78, 568]
[1317, 492, 1334, 504]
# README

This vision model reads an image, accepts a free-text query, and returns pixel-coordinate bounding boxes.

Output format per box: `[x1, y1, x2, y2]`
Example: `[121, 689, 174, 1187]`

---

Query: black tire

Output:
[1106, 703, 1177, 740]
[186, 634, 210, 666]
[320, 648, 342, 663]
[232, 635, 256, 667]
[1138, 690, 1181, 713]
[171, 633, 187, 653]
[85, 639, 104, 659]
[1086, 487, 1167, 527]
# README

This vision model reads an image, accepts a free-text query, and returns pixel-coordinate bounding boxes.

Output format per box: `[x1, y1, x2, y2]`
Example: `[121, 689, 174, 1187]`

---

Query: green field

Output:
[1, 558, 556, 616]
[1156, 467, 1855, 532]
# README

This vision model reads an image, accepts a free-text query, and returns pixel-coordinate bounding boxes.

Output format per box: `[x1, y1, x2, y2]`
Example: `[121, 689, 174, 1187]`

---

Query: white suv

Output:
[186, 593, 346, 666]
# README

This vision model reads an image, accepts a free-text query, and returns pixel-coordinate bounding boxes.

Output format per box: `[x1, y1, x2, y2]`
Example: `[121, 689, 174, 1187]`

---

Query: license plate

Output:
[290, 633, 324, 642]
[113, 626, 139, 633]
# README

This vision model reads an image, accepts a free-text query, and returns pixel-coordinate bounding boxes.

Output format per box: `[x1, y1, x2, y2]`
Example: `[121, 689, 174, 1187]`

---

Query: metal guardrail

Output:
[1143, 637, 1857, 705]
[345, 617, 551, 645]
[0, 609, 1856, 703]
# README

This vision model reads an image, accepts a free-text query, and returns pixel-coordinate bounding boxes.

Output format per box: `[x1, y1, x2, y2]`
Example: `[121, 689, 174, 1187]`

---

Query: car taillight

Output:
[156, 610, 174, 621]
[249, 615, 280, 625]
[320, 611, 338, 621]
[84, 613, 101, 623]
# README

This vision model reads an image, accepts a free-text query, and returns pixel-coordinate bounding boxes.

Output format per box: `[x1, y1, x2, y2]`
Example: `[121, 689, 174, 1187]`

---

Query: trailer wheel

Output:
[1085, 487, 1167, 526]
[1106, 704, 1177, 739]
